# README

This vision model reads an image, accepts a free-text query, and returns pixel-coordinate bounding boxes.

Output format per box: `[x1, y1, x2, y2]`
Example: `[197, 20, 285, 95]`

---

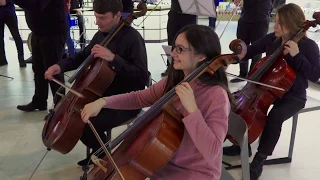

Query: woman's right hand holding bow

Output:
[81, 98, 107, 123]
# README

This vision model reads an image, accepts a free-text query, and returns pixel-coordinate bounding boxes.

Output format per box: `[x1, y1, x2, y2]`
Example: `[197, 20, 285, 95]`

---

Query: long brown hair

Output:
[163, 24, 233, 105]
[277, 3, 306, 40]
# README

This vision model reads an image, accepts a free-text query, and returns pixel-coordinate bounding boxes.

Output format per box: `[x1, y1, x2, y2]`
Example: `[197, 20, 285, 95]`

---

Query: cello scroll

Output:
[205, 39, 247, 76]
[124, 1, 147, 24]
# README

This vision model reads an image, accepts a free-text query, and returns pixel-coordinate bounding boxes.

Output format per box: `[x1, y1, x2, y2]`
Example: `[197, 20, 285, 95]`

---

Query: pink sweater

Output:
[104, 77, 230, 180]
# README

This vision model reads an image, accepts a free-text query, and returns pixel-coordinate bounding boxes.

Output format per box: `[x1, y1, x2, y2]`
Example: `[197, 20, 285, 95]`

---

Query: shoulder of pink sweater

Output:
[195, 83, 229, 103]
[154, 77, 168, 90]
[206, 85, 230, 109]
[193, 84, 231, 117]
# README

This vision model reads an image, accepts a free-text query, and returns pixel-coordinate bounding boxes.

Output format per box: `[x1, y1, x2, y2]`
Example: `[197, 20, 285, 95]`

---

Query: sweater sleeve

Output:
[289, 40, 320, 82]
[104, 78, 167, 110]
[182, 87, 230, 162]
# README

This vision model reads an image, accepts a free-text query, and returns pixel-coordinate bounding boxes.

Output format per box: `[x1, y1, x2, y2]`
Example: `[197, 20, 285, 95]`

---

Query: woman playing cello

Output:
[224, 3, 320, 180]
[81, 24, 232, 180]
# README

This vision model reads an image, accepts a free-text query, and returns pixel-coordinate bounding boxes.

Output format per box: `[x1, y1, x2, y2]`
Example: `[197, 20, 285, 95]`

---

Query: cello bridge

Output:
[91, 155, 108, 173]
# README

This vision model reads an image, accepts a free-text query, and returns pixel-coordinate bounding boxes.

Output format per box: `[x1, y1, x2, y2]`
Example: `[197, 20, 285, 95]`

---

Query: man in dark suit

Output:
[230, 0, 273, 83]
[14, 0, 68, 111]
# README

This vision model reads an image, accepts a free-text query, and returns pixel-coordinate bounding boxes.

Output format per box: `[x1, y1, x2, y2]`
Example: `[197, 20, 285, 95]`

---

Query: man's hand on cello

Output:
[91, 44, 115, 62]
[44, 64, 61, 80]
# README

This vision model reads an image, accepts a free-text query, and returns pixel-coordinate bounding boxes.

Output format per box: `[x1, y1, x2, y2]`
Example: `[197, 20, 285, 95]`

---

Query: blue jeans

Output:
[66, 13, 75, 56]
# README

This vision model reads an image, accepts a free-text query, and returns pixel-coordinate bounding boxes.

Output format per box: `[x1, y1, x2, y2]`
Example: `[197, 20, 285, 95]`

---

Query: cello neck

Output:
[68, 22, 125, 84]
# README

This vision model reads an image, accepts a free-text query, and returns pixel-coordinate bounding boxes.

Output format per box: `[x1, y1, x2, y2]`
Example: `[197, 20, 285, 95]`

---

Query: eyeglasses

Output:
[174, 45, 193, 54]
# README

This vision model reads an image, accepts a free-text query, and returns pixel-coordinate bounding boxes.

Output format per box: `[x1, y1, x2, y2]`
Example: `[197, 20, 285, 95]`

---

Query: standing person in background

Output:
[15, 0, 68, 111]
[230, 0, 273, 83]
[273, 0, 286, 10]
[161, 0, 197, 77]
[208, 0, 220, 30]
[70, 0, 86, 50]
[122, 0, 133, 18]
[0, 0, 26, 67]
[65, 0, 75, 57]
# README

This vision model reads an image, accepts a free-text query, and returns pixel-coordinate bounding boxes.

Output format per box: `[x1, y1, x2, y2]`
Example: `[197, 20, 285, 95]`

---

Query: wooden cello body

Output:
[231, 56, 296, 144]
[85, 40, 247, 180]
[41, 3, 148, 154]
[42, 59, 115, 154]
[88, 111, 184, 180]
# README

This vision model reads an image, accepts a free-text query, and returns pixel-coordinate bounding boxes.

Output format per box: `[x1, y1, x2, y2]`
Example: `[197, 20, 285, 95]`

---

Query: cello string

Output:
[88, 120, 125, 180]
[92, 140, 111, 157]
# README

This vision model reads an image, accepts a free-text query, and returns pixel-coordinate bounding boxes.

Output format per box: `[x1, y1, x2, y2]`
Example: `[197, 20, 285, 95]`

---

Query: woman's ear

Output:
[196, 54, 206, 62]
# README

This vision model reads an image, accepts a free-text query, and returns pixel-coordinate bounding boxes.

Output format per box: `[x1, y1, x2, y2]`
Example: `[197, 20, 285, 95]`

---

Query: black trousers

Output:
[0, 12, 24, 64]
[257, 98, 305, 155]
[80, 108, 141, 152]
[167, 11, 197, 46]
[76, 14, 86, 49]
[237, 19, 269, 76]
[31, 33, 66, 105]
[165, 11, 197, 66]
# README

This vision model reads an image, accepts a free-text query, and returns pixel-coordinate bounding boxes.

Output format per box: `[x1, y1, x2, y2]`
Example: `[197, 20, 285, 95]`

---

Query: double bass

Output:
[228, 12, 320, 144]
[84, 40, 247, 179]
[41, 2, 148, 154]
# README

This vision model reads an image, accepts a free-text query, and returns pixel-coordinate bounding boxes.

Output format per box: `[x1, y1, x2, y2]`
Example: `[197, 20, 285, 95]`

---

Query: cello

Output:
[41, 2, 148, 154]
[227, 12, 320, 145]
[83, 39, 247, 179]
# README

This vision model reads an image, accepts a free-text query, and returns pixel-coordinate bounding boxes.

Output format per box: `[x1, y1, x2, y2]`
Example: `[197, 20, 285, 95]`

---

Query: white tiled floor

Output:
[1, 18, 320, 180]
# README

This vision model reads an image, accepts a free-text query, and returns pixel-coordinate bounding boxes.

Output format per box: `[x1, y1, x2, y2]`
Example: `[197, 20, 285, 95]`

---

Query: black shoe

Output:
[25, 56, 32, 63]
[19, 61, 27, 67]
[18, 56, 27, 67]
[77, 157, 93, 167]
[230, 75, 247, 83]
[17, 102, 47, 112]
[77, 150, 105, 167]
[223, 144, 252, 157]
[0, 61, 8, 66]
[250, 153, 267, 180]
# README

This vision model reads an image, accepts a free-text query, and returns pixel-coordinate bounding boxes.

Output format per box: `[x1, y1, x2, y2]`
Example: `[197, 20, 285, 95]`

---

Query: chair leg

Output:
[86, 147, 91, 157]
[106, 129, 112, 152]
